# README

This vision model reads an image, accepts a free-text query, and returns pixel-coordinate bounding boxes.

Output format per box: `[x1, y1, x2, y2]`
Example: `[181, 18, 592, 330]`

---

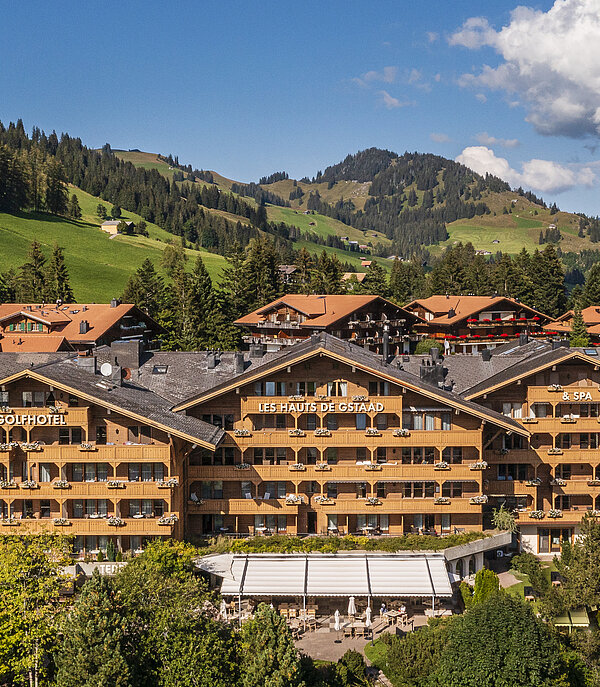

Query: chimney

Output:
[111, 365, 122, 386]
[207, 352, 217, 370]
[82, 305, 88, 312]
[249, 344, 265, 358]
[430, 347, 439, 363]
[234, 352, 245, 374]
[79, 320, 89, 335]
[447, 308, 456, 318]
[382, 327, 390, 362]
[419, 357, 446, 387]
[110, 298, 118, 308]
[110, 340, 142, 371]
[482, 349, 492, 362]
[519, 332, 528, 346]
[76, 352, 97, 374]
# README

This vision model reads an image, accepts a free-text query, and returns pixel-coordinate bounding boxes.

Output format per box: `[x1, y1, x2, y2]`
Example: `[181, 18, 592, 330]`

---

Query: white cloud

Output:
[434, 73, 441, 83]
[475, 93, 487, 103]
[430, 132, 451, 143]
[450, 0, 600, 138]
[378, 90, 415, 109]
[475, 132, 520, 148]
[408, 68, 422, 84]
[353, 66, 397, 87]
[426, 31, 439, 43]
[456, 146, 596, 193]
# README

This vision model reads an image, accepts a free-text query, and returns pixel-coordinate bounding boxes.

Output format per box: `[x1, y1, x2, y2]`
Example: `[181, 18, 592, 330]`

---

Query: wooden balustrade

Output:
[187, 498, 298, 514]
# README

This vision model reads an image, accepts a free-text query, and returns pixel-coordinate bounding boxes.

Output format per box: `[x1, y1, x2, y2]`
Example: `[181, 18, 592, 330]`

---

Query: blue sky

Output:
[2, 0, 600, 214]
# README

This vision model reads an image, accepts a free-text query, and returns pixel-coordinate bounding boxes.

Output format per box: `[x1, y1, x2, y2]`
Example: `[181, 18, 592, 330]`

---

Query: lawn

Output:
[0, 189, 227, 302]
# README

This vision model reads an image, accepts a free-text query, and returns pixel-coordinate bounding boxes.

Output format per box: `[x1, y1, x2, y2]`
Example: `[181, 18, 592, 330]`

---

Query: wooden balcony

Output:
[190, 463, 483, 482]
[8, 480, 179, 498]
[241, 395, 403, 415]
[309, 496, 483, 515]
[514, 510, 590, 525]
[227, 430, 480, 449]
[526, 386, 600, 404]
[0, 517, 173, 535]
[10, 444, 172, 463]
[520, 417, 600, 432]
[187, 498, 298, 514]
[548, 480, 600, 495]
[485, 480, 535, 495]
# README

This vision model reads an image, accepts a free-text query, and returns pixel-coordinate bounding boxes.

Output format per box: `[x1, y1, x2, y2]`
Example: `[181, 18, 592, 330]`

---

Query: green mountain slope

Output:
[0, 186, 227, 302]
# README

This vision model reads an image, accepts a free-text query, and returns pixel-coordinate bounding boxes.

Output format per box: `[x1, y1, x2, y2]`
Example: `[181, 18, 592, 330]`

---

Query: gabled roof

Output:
[463, 347, 600, 400]
[0, 303, 162, 344]
[404, 295, 551, 326]
[0, 360, 223, 449]
[0, 335, 72, 353]
[234, 294, 421, 330]
[545, 306, 600, 332]
[172, 333, 528, 436]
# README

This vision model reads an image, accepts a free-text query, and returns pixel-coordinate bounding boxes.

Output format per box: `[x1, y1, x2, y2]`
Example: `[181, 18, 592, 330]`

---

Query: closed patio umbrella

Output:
[365, 606, 372, 628]
[348, 596, 356, 617]
[334, 609, 341, 631]
[219, 599, 227, 620]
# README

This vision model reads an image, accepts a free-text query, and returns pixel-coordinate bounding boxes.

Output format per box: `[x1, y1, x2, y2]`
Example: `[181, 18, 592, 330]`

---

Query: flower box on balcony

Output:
[79, 443, 97, 451]
[288, 429, 305, 437]
[560, 416, 577, 423]
[588, 480, 600, 487]
[548, 509, 563, 519]
[393, 429, 410, 437]
[547, 448, 563, 455]
[526, 478, 542, 487]
[495, 448, 509, 455]
[288, 463, 306, 472]
[285, 494, 303, 505]
[1, 519, 19, 526]
[550, 478, 567, 486]
[107, 481, 126, 489]
[233, 429, 251, 437]
[365, 429, 381, 437]
[158, 514, 179, 526]
[287, 395, 305, 401]
[0, 481, 17, 489]
[313, 496, 335, 505]
[0, 444, 12, 452]
[48, 406, 65, 414]
[469, 461, 488, 471]
[434, 497, 451, 505]
[314, 463, 331, 471]
[53, 518, 71, 526]
[528, 510, 546, 519]
[364, 463, 382, 471]
[53, 480, 71, 489]
[107, 516, 125, 527]
[0, 406, 11, 413]
[21, 443, 42, 452]
[20, 480, 38, 489]
[522, 417, 538, 424]
[548, 384, 563, 392]
[314, 428, 331, 437]
[433, 462, 450, 471]
[590, 510, 600, 517]
[365, 497, 382, 506]
[469, 495, 488, 505]
[157, 478, 179, 488]
[234, 463, 251, 470]
[352, 395, 368, 402]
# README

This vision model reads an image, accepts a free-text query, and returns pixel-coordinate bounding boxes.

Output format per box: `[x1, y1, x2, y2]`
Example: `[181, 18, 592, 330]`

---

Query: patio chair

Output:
[288, 608, 297, 619]
[524, 586, 536, 601]
[551, 571, 563, 586]
[343, 626, 353, 639]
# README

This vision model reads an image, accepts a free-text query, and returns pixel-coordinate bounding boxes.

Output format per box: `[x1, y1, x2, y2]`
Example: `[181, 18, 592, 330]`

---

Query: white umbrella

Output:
[348, 596, 356, 616]
[219, 599, 227, 620]
[365, 606, 372, 628]
[334, 609, 341, 631]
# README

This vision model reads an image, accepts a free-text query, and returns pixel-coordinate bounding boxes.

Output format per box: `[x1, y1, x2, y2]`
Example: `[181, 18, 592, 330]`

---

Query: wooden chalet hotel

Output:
[0, 297, 598, 558]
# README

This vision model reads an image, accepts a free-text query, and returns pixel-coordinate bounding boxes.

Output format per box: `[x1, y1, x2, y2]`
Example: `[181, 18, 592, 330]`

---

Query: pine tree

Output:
[67, 193, 82, 219]
[96, 203, 107, 219]
[121, 258, 165, 318]
[389, 259, 425, 304]
[44, 159, 67, 215]
[530, 245, 566, 317]
[360, 261, 388, 296]
[17, 241, 46, 301]
[54, 572, 131, 687]
[111, 204, 121, 219]
[570, 308, 590, 347]
[45, 244, 75, 303]
[582, 263, 600, 307]
[188, 255, 214, 347]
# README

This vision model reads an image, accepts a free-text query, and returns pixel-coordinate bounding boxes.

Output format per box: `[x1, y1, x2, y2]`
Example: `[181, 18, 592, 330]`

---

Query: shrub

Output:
[511, 552, 549, 594]
[415, 338, 445, 355]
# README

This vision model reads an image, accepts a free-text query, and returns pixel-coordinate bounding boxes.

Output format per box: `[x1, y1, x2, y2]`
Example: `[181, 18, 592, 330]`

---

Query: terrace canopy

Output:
[197, 552, 453, 600]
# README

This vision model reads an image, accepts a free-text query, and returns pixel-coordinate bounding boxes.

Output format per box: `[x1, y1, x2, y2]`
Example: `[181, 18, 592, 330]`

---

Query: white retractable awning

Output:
[201, 552, 453, 598]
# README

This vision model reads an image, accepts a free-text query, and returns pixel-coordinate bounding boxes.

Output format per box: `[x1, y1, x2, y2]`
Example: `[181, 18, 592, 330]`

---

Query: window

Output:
[368, 381, 390, 396]
[306, 414, 318, 431]
[442, 482, 463, 498]
[241, 482, 253, 498]
[40, 500, 51, 518]
[498, 464, 527, 481]
[403, 482, 436, 498]
[580, 434, 599, 449]
[441, 413, 451, 431]
[377, 481, 385, 498]
[356, 447, 367, 462]
[0, 391, 8, 404]
[21, 391, 46, 407]
[72, 464, 83, 482]
[326, 447, 338, 465]
[425, 413, 435, 431]
[376, 447, 386, 463]
[326, 414, 338, 430]
[502, 434, 524, 450]
[556, 464, 572, 480]
[327, 514, 338, 531]
[327, 381, 348, 397]
[531, 403, 550, 418]
[327, 482, 338, 498]
[580, 404, 599, 418]
[376, 414, 388, 430]
[305, 447, 318, 465]
[502, 402, 523, 418]
[59, 427, 82, 445]
[355, 414, 367, 430]
[200, 481, 224, 499]
[559, 434, 572, 449]
[442, 447, 462, 464]
[95, 425, 107, 444]
[275, 414, 287, 430]
[403, 447, 435, 464]
[555, 495, 571, 510]
[39, 464, 51, 482]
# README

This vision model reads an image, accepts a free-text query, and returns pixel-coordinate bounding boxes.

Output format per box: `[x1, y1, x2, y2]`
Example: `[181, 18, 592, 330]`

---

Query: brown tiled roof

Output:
[404, 295, 551, 326]
[0, 303, 162, 344]
[235, 295, 420, 329]
[341, 273, 367, 282]
[545, 306, 600, 333]
[0, 335, 72, 353]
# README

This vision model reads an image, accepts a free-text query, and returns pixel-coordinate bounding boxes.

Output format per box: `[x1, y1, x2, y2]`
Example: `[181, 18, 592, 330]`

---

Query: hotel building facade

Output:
[0, 333, 598, 557]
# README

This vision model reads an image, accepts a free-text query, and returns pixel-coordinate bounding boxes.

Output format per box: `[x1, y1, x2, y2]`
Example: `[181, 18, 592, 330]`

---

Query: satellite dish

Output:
[100, 363, 113, 377]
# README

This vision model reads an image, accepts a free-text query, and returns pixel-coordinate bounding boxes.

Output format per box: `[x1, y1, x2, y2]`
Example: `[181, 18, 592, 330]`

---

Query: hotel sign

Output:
[562, 391, 594, 401]
[257, 402, 385, 413]
[0, 414, 67, 426]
